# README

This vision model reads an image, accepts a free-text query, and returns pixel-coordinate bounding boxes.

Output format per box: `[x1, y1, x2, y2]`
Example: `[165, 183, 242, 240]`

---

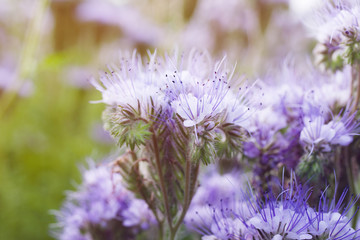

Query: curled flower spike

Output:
[91, 50, 166, 118]
[92, 49, 254, 144]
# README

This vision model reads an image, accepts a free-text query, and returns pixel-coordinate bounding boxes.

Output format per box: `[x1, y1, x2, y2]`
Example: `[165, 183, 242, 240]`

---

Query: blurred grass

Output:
[0, 56, 113, 239]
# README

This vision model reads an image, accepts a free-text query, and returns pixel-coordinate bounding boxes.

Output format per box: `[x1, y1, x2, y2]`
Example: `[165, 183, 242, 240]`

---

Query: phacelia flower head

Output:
[306, 185, 360, 240]
[91, 50, 166, 118]
[165, 51, 234, 128]
[92, 50, 253, 129]
[299, 100, 360, 154]
[52, 160, 156, 240]
[184, 167, 253, 239]
[305, 0, 360, 69]
[187, 171, 360, 240]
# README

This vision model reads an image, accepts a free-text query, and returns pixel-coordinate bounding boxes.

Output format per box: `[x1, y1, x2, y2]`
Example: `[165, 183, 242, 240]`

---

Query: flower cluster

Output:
[91, 50, 255, 153]
[187, 170, 359, 240]
[52, 161, 156, 240]
[236, 60, 359, 189]
[306, 0, 360, 69]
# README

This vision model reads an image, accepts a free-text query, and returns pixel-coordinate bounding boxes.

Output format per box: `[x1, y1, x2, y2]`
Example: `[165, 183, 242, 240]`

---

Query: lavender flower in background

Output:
[181, 0, 260, 62]
[0, 0, 45, 98]
[52, 160, 155, 240]
[304, 0, 360, 69]
[0, 57, 34, 97]
[231, 59, 359, 190]
[90, 122, 115, 145]
[62, 66, 94, 90]
[76, 0, 163, 47]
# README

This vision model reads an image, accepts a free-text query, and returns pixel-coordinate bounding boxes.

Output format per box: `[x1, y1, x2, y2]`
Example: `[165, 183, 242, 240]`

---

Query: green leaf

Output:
[119, 121, 152, 151]
[192, 139, 216, 165]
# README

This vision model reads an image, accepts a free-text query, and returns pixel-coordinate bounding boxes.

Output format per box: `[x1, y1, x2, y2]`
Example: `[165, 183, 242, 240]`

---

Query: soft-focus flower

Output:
[181, 0, 258, 55]
[77, 0, 162, 46]
[53, 160, 155, 240]
[62, 66, 93, 89]
[300, 115, 335, 153]
[304, 0, 360, 68]
[300, 102, 359, 153]
[185, 167, 252, 238]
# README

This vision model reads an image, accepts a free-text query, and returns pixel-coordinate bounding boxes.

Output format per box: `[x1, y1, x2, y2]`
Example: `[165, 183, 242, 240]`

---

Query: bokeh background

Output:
[0, 0, 319, 239]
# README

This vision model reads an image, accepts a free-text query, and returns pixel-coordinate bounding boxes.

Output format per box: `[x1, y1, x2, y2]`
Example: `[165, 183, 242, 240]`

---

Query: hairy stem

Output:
[172, 152, 200, 240]
[128, 152, 163, 235]
[353, 64, 360, 112]
[150, 128, 173, 238]
[171, 156, 191, 239]
[343, 146, 358, 229]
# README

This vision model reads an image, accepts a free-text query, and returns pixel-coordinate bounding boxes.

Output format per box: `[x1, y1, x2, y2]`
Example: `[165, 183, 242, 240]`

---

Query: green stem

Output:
[0, 0, 49, 118]
[353, 64, 360, 113]
[171, 157, 191, 239]
[128, 151, 163, 235]
[171, 152, 200, 240]
[343, 146, 358, 228]
[151, 128, 173, 238]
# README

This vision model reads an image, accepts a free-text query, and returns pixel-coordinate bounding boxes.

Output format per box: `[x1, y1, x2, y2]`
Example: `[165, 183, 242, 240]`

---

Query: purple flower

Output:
[91, 50, 166, 117]
[184, 167, 252, 238]
[62, 66, 93, 89]
[300, 115, 335, 153]
[76, 0, 162, 45]
[299, 102, 359, 154]
[304, 0, 360, 68]
[306, 186, 360, 239]
[52, 160, 155, 240]
[186, 171, 360, 240]
[224, 83, 259, 129]
[165, 52, 233, 129]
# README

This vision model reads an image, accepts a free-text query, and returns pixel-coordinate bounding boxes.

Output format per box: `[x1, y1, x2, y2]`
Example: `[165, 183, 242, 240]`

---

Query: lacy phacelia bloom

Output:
[187, 172, 359, 240]
[165, 52, 234, 129]
[305, 0, 360, 68]
[224, 83, 258, 129]
[91, 51, 166, 118]
[92, 50, 253, 131]
[299, 102, 359, 153]
[307, 187, 360, 240]
[52, 161, 155, 240]
[184, 167, 252, 239]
